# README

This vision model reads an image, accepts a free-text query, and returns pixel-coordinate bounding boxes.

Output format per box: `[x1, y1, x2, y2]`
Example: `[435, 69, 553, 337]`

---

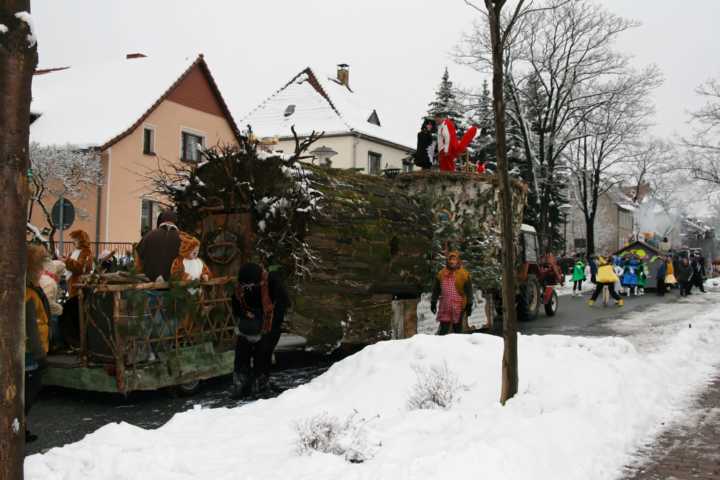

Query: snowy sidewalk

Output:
[624, 374, 720, 479]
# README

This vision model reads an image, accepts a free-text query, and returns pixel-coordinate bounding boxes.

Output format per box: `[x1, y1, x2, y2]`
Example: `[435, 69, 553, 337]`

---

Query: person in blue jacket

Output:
[621, 255, 640, 296]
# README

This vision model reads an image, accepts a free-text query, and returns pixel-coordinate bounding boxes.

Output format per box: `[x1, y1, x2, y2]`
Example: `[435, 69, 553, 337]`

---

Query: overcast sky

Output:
[32, 0, 720, 148]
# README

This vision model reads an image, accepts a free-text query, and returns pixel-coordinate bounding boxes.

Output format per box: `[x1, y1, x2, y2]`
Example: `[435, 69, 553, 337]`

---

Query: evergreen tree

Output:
[427, 68, 466, 131]
[467, 79, 496, 169]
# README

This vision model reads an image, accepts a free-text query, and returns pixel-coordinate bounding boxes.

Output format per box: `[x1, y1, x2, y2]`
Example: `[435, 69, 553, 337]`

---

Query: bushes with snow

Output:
[407, 362, 460, 410]
[295, 411, 376, 463]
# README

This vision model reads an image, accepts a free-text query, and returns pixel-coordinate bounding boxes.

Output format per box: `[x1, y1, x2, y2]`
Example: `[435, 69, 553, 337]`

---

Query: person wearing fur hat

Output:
[231, 262, 290, 399]
[39, 259, 66, 350]
[63, 229, 93, 298]
[136, 209, 181, 282]
[170, 233, 211, 282]
[430, 251, 473, 335]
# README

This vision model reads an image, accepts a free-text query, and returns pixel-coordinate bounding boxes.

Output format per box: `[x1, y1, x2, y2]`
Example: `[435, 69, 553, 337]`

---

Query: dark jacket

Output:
[414, 129, 434, 169]
[676, 262, 694, 283]
[692, 257, 706, 278]
[136, 224, 181, 282]
[232, 264, 290, 334]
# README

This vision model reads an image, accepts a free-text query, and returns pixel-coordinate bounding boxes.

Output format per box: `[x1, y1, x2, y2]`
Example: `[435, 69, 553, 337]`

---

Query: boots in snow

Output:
[230, 371, 253, 399]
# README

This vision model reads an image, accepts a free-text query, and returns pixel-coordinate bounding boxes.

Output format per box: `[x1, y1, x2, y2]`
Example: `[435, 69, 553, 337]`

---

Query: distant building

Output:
[241, 64, 414, 174]
[30, 54, 241, 247]
[564, 188, 636, 255]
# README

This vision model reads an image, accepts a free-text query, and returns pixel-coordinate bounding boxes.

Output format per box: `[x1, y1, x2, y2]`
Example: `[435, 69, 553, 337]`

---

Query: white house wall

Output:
[276, 135, 409, 172]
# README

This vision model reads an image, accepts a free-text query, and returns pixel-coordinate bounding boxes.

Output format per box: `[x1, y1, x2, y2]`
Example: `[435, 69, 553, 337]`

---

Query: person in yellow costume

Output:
[588, 256, 624, 307]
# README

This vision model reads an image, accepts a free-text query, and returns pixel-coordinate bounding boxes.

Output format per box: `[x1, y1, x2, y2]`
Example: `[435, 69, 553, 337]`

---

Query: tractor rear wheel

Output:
[519, 275, 541, 321]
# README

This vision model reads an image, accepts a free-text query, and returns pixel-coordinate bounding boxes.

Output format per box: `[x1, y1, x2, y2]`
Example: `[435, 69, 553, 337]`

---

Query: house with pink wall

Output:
[30, 53, 240, 250]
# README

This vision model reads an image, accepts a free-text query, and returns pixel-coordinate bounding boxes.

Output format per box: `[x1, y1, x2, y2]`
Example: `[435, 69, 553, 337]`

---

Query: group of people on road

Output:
[657, 252, 706, 297]
[565, 249, 708, 308]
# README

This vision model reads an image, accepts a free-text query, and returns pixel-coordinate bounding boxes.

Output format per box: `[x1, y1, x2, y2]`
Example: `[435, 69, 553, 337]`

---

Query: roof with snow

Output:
[240, 67, 414, 151]
[30, 54, 240, 149]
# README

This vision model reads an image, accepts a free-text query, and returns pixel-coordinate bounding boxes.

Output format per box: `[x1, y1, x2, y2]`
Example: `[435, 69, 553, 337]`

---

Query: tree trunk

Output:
[0, 1, 37, 477]
[585, 214, 595, 255]
[486, 0, 519, 404]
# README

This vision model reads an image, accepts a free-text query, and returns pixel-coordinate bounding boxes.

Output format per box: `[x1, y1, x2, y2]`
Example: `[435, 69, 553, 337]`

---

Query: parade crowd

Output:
[565, 250, 707, 307]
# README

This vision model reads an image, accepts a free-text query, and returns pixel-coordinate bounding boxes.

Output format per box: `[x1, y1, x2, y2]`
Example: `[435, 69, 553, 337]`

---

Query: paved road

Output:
[519, 289, 680, 337]
[25, 287, 692, 457]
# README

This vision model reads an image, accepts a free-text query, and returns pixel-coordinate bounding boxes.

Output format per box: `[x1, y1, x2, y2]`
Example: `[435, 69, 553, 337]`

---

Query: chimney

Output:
[337, 63, 350, 88]
[126, 52, 147, 60]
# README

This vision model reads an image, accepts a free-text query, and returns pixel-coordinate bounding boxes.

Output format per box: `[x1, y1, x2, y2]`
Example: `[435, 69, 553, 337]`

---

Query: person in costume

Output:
[587, 256, 624, 307]
[414, 118, 436, 170]
[231, 263, 290, 398]
[430, 251, 473, 335]
[437, 119, 478, 172]
[170, 232, 211, 283]
[571, 256, 586, 297]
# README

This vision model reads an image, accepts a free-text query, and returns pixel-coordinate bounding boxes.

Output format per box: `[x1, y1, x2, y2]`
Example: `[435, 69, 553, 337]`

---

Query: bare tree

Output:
[686, 78, 720, 185]
[28, 142, 103, 252]
[623, 139, 676, 204]
[0, 1, 37, 477]
[565, 67, 662, 253]
[457, 0, 640, 253]
[466, 0, 535, 405]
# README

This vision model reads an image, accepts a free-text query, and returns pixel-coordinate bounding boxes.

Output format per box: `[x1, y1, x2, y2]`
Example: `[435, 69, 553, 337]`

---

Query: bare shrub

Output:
[295, 411, 377, 463]
[407, 362, 460, 410]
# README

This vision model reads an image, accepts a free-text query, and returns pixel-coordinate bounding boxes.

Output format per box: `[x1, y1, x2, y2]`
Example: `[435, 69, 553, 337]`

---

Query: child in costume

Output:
[571, 257, 586, 297]
[170, 233, 211, 283]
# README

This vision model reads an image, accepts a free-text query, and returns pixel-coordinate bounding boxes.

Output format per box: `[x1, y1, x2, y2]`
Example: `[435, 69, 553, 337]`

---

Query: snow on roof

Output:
[240, 67, 414, 151]
[31, 54, 205, 148]
[617, 203, 637, 211]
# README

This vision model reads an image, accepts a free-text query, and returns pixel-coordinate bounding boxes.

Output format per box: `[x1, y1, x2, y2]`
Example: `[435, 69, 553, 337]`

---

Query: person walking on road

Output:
[571, 256, 586, 297]
[588, 257, 624, 307]
[431, 251, 473, 335]
[588, 255, 598, 284]
[691, 254, 706, 293]
[622, 255, 641, 296]
[677, 256, 694, 297]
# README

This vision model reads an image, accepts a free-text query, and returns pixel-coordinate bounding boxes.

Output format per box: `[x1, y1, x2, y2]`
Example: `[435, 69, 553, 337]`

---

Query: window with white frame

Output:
[368, 151, 382, 175]
[181, 131, 204, 162]
[143, 126, 155, 155]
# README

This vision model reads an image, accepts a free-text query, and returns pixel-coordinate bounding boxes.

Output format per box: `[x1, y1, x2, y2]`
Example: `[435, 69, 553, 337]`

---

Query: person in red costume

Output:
[437, 118, 478, 172]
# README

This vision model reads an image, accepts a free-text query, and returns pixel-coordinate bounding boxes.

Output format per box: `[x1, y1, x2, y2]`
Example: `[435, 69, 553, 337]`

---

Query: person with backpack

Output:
[571, 256, 586, 297]
[231, 262, 290, 399]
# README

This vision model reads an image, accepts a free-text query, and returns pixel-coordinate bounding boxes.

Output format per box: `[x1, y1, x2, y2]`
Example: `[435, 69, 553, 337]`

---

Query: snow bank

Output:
[0, 23, 8, 34]
[26, 304, 720, 480]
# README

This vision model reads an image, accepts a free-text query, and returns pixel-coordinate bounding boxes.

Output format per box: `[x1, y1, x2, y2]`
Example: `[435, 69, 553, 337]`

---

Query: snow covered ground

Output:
[26, 296, 720, 480]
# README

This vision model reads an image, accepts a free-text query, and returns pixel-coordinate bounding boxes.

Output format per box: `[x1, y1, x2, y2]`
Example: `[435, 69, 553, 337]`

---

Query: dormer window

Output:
[284, 104, 296, 117]
[367, 110, 381, 126]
